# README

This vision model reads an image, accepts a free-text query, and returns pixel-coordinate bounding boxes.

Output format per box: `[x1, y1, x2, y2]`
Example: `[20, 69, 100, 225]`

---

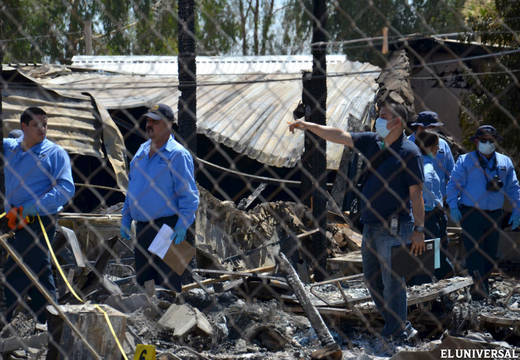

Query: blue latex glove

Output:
[509, 213, 520, 230]
[21, 203, 37, 218]
[450, 207, 462, 223]
[171, 223, 187, 245]
[120, 225, 131, 240]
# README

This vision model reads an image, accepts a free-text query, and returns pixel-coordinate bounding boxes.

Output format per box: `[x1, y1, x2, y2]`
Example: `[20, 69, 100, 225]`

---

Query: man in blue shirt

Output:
[408, 111, 455, 197]
[3, 107, 75, 323]
[289, 101, 425, 348]
[447, 125, 520, 300]
[409, 112, 456, 280]
[120, 104, 199, 291]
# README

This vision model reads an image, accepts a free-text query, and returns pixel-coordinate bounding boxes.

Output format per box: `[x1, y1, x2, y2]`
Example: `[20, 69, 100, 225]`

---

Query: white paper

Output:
[148, 224, 174, 259]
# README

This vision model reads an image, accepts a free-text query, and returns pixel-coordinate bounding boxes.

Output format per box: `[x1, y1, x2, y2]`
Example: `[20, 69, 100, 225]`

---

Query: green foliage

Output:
[461, 0, 520, 161]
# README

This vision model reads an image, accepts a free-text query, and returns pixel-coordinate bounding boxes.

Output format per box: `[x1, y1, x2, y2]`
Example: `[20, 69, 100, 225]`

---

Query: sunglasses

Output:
[479, 139, 495, 144]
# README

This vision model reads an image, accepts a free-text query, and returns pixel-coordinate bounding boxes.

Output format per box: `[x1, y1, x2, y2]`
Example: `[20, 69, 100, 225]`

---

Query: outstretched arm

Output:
[288, 120, 353, 147]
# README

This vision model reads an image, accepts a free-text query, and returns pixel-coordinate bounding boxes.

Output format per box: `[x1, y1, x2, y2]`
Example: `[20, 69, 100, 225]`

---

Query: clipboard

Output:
[148, 224, 196, 275]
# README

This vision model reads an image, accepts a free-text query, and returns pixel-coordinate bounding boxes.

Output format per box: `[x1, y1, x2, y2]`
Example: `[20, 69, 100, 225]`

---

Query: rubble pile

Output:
[1, 194, 519, 359]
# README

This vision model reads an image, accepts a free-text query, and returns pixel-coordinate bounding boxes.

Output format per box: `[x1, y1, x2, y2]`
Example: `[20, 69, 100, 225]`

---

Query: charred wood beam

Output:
[276, 252, 342, 360]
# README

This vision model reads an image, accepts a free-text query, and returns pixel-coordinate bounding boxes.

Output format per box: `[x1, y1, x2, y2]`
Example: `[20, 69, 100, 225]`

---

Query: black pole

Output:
[177, 0, 197, 157]
[300, 0, 328, 282]
[0, 46, 4, 199]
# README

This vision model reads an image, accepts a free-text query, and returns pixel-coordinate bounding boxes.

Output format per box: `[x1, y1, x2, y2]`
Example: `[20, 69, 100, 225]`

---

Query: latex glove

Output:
[171, 223, 187, 245]
[21, 203, 37, 218]
[509, 213, 520, 230]
[120, 225, 131, 240]
[449, 207, 462, 223]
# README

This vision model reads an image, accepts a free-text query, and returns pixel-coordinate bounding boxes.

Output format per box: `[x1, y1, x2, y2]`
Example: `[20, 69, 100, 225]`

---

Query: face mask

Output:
[375, 117, 390, 138]
[478, 141, 496, 155]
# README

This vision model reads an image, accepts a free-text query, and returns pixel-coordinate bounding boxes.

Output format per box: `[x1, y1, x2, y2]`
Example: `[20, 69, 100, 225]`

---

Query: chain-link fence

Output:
[1, 0, 520, 359]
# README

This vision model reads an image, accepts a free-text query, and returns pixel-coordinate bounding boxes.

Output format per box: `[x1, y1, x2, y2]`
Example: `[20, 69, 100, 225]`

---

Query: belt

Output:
[136, 214, 178, 226]
[460, 205, 502, 213]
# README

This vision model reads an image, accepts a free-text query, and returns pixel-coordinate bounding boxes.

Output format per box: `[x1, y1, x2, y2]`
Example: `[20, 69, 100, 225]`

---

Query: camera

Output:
[486, 175, 504, 192]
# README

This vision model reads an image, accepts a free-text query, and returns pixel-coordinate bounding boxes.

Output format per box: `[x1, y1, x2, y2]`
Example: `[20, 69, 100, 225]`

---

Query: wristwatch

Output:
[413, 225, 425, 233]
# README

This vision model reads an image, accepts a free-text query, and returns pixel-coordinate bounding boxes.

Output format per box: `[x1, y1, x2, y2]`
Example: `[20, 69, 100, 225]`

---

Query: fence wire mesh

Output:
[0, 0, 520, 359]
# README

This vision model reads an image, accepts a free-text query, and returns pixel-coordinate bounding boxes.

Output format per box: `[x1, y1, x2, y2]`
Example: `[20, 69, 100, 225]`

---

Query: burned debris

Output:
[1, 187, 519, 360]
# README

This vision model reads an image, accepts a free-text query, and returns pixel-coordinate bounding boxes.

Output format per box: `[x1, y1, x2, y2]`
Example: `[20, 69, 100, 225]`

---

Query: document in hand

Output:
[148, 224, 196, 275]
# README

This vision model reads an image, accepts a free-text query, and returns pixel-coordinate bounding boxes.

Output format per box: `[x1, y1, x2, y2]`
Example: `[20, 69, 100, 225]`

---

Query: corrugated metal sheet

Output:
[2, 70, 103, 158]
[2, 69, 128, 189]
[29, 56, 380, 168]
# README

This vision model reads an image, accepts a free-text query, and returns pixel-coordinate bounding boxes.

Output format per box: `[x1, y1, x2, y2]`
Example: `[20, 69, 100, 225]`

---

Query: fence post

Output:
[177, 0, 197, 158]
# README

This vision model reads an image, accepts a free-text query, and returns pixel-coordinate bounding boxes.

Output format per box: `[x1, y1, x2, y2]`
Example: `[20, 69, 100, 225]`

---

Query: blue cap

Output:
[8, 129, 24, 139]
[471, 125, 503, 141]
[411, 111, 443, 127]
[143, 104, 175, 122]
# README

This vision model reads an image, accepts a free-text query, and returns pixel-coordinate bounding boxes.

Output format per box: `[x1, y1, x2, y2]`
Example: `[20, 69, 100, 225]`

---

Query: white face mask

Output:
[478, 141, 496, 155]
[375, 117, 390, 138]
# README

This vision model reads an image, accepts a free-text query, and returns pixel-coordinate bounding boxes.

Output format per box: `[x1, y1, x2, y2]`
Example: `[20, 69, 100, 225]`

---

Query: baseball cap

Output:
[411, 111, 444, 127]
[470, 125, 503, 141]
[143, 104, 175, 122]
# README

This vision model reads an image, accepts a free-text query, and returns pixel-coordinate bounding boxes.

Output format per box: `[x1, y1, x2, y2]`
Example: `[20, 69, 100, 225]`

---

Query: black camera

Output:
[486, 175, 504, 192]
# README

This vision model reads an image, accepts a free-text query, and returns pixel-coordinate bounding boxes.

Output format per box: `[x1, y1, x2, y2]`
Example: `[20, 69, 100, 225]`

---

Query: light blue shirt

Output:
[409, 134, 455, 197]
[3, 138, 75, 215]
[122, 135, 199, 230]
[422, 155, 443, 211]
[446, 151, 520, 215]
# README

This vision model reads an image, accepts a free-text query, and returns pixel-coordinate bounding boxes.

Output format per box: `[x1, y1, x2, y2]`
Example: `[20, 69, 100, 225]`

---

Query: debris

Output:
[276, 252, 342, 360]
[158, 304, 213, 338]
[182, 265, 276, 292]
[327, 250, 363, 276]
[47, 303, 127, 360]
[0, 333, 48, 353]
[105, 294, 152, 314]
[245, 324, 290, 352]
[390, 333, 517, 360]
[237, 183, 267, 210]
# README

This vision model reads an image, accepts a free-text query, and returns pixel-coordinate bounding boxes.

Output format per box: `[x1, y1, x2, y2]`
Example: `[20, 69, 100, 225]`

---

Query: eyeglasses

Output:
[479, 139, 495, 144]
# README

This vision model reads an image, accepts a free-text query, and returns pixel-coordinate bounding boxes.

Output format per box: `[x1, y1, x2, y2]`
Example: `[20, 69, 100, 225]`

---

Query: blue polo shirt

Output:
[409, 133, 454, 197]
[446, 151, 520, 214]
[352, 132, 424, 224]
[422, 155, 443, 211]
[121, 134, 199, 229]
[3, 138, 75, 215]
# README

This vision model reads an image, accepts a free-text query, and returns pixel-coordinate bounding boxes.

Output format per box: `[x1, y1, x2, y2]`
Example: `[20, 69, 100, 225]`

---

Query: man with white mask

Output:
[447, 125, 520, 300]
[289, 101, 424, 351]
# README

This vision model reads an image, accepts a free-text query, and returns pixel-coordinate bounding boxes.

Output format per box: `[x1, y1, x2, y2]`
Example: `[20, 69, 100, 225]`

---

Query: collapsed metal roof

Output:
[1, 67, 128, 189]
[10, 55, 380, 169]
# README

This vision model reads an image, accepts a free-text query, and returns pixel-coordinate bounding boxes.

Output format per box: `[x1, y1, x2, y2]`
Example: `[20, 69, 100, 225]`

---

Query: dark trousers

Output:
[460, 206, 502, 296]
[3, 216, 57, 323]
[426, 208, 453, 280]
[135, 215, 182, 292]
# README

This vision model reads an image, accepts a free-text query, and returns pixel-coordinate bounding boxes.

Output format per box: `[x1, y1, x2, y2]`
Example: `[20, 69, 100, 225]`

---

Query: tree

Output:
[461, 0, 520, 159]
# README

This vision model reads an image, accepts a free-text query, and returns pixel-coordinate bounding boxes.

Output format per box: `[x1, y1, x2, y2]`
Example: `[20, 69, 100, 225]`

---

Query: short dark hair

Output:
[21, 107, 46, 125]
[416, 130, 439, 155]
[382, 101, 408, 123]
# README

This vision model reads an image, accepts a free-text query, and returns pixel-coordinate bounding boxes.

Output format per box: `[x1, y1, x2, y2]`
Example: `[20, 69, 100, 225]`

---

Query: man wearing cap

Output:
[408, 111, 455, 280]
[120, 104, 199, 291]
[3, 106, 75, 323]
[446, 125, 520, 299]
[408, 111, 455, 197]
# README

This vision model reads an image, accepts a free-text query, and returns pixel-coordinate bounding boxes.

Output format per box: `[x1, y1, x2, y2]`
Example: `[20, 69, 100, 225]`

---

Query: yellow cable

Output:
[37, 214, 129, 360]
